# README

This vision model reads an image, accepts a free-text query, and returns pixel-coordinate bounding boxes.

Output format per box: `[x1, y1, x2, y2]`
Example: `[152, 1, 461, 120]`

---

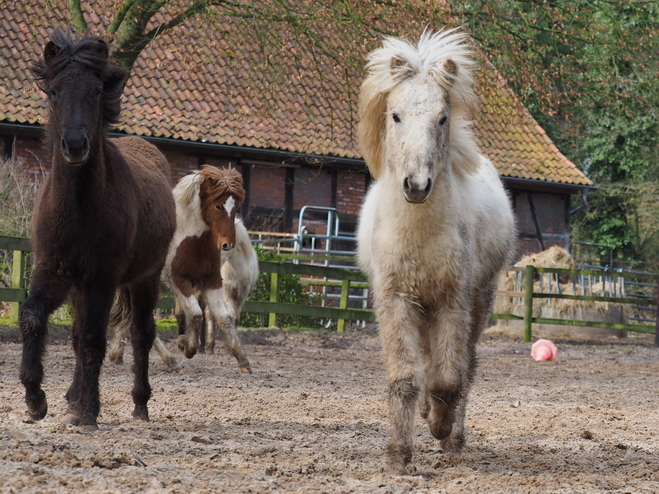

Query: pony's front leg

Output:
[424, 301, 472, 452]
[174, 288, 203, 359]
[377, 294, 424, 475]
[204, 288, 251, 373]
[202, 304, 215, 354]
[19, 269, 71, 421]
[74, 282, 116, 430]
[128, 273, 159, 421]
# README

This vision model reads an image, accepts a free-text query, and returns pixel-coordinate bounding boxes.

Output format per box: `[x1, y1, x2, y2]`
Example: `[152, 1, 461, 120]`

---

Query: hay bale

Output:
[515, 245, 577, 271]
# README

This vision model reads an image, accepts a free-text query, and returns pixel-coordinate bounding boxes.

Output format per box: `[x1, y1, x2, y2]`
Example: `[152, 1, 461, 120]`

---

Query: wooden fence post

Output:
[268, 272, 280, 328]
[337, 279, 350, 332]
[524, 264, 535, 343]
[10, 249, 25, 324]
[655, 274, 659, 347]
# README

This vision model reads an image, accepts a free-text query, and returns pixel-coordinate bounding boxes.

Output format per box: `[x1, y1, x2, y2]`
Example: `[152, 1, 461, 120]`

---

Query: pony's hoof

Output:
[26, 389, 48, 421]
[61, 413, 80, 427]
[428, 420, 453, 441]
[387, 459, 412, 476]
[239, 362, 252, 374]
[78, 423, 99, 432]
[132, 406, 150, 422]
[164, 358, 182, 372]
[440, 432, 465, 453]
[176, 336, 197, 359]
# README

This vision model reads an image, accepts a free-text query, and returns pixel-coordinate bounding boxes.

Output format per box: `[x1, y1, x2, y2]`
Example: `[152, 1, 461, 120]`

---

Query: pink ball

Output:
[531, 339, 557, 361]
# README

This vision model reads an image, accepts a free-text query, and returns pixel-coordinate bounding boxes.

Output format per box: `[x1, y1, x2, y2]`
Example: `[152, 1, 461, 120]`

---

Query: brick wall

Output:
[249, 165, 286, 210]
[293, 167, 332, 210]
[336, 169, 368, 218]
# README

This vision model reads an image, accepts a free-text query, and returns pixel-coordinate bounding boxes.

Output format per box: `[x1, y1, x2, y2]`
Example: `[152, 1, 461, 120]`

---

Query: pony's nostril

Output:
[425, 178, 433, 194]
[403, 177, 411, 191]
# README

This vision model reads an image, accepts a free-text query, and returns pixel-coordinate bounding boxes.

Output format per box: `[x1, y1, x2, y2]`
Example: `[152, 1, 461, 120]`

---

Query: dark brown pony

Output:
[20, 31, 176, 430]
[162, 166, 252, 373]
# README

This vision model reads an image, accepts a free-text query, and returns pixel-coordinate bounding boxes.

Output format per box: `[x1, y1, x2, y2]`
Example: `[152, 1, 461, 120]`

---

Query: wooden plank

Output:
[277, 253, 357, 263]
[269, 272, 280, 328]
[242, 301, 376, 322]
[258, 261, 367, 282]
[10, 250, 26, 323]
[0, 288, 27, 303]
[532, 317, 654, 334]
[337, 279, 350, 332]
[524, 265, 534, 342]
[533, 266, 657, 282]
[0, 236, 32, 252]
[533, 293, 656, 306]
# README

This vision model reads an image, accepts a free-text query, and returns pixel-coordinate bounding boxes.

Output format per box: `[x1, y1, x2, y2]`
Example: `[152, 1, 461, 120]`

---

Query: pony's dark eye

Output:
[215, 204, 222, 210]
[439, 115, 448, 126]
[392, 112, 401, 123]
[48, 88, 58, 99]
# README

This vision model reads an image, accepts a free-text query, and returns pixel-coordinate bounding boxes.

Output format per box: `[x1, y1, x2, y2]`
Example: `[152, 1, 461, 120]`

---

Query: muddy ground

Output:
[0, 325, 658, 494]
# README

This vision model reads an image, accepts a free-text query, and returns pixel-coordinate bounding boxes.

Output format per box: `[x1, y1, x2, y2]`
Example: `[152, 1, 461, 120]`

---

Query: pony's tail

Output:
[108, 288, 132, 334]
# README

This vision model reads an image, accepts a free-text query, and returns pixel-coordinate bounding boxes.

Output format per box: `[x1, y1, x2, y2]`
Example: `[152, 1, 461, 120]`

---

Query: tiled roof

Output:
[0, 0, 591, 187]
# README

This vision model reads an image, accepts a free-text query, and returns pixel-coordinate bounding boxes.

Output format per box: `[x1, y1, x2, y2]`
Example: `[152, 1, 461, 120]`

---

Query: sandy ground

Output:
[1, 325, 658, 494]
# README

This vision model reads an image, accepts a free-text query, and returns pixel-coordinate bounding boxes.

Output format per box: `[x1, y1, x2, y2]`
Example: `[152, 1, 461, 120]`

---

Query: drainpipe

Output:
[569, 188, 589, 216]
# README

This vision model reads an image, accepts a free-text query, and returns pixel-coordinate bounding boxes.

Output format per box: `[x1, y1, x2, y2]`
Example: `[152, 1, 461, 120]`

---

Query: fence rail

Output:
[2, 235, 658, 344]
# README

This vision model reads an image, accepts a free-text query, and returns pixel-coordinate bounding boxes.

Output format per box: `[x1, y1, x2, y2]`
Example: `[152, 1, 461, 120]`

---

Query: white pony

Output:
[356, 29, 516, 474]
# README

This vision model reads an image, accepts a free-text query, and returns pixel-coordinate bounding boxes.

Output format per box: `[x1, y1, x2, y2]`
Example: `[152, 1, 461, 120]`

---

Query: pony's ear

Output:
[431, 58, 459, 88]
[104, 64, 128, 92]
[44, 41, 60, 63]
[389, 54, 415, 82]
[92, 38, 109, 60]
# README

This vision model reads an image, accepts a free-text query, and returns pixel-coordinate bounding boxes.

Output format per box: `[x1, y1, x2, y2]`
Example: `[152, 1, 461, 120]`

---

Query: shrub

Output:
[241, 246, 322, 329]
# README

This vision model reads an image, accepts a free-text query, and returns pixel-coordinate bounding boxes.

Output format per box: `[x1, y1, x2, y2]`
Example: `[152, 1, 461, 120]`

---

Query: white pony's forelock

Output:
[358, 28, 481, 179]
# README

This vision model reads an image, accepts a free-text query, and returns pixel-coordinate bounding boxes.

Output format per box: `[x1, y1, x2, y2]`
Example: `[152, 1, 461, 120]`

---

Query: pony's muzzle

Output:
[403, 176, 433, 203]
[61, 128, 89, 165]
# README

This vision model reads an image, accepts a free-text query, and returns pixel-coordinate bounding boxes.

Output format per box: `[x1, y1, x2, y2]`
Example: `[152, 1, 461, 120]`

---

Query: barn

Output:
[0, 0, 592, 258]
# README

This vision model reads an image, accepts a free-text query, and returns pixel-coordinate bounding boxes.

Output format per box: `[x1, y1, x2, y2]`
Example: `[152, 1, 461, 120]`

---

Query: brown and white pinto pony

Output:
[164, 166, 252, 373]
[108, 217, 259, 372]
[356, 30, 516, 474]
[20, 31, 175, 430]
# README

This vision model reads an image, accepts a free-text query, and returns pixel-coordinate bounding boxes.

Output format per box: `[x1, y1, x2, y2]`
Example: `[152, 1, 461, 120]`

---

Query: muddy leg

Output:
[153, 336, 181, 372]
[378, 295, 424, 475]
[202, 304, 215, 354]
[204, 288, 251, 373]
[424, 301, 471, 452]
[439, 287, 494, 452]
[174, 288, 203, 359]
[19, 269, 70, 421]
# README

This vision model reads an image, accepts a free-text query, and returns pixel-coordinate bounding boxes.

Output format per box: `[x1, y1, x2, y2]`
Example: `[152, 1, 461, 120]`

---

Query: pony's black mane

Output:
[31, 29, 127, 126]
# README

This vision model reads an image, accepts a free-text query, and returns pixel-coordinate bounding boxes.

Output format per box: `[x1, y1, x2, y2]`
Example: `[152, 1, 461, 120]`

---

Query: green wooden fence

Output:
[2, 235, 658, 343]
[490, 265, 659, 345]
[0, 236, 374, 331]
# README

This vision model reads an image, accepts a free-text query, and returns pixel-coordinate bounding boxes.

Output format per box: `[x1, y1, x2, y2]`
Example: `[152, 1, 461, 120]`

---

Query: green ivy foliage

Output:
[449, 0, 659, 269]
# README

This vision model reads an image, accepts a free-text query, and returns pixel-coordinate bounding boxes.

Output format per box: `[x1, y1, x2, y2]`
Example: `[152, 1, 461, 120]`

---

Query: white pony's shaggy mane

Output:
[358, 28, 480, 179]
